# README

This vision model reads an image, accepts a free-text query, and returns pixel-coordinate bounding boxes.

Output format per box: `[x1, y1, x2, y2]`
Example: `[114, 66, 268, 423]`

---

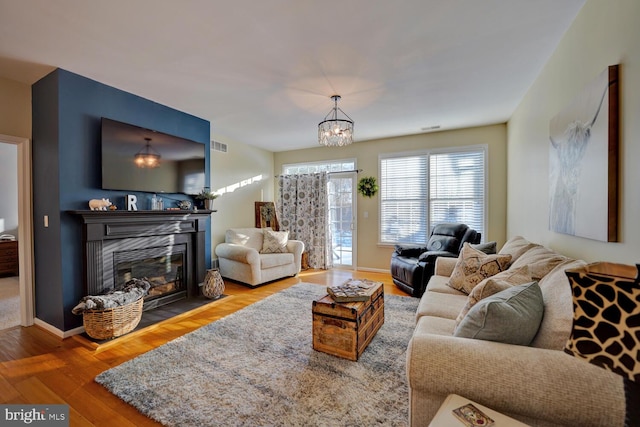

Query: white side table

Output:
[429, 394, 530, 427]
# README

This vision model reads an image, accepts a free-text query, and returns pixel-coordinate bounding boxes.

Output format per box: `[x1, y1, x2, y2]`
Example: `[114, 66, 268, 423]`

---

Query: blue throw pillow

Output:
[454, 281, 544, 346]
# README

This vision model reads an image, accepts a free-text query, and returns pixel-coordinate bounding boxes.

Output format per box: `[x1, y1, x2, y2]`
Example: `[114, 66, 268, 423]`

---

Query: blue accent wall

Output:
[32, 69, 211, 332]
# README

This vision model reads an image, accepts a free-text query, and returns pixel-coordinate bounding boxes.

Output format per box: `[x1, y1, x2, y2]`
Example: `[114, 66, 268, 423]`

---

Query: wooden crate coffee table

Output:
[312, 281, 384, 361]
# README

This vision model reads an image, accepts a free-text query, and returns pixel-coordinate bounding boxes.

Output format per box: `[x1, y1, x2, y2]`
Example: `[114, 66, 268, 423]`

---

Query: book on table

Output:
[327, 279, 380, 303]
[451, 403, 495, 427]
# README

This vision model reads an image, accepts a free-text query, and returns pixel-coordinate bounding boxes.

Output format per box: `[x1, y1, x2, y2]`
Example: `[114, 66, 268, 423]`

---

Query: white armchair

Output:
[214, 228, 304, 287]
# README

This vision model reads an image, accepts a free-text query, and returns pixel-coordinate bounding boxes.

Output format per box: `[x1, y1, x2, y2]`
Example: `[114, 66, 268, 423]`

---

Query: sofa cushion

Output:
[416, 290, 468, 321]
[260, 252, 294, 269]
[260, 229, 289, 254]
[455, 265, 532, 325]
[509, 244, 568, 280]
[434, 257, 458, 277]
[454, 281, 544, 346]
[226, 228, 264, 251]
[427, 275, 467, 295]
[530, 259, 585, 350]
[427, 223, 471, 253]
[447, 243, 512, 294]
[414, 315, 457, 337]
[498, 235, 539, 263]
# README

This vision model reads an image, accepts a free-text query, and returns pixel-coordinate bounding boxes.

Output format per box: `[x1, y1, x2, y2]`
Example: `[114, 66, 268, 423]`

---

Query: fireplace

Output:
[114, 245, 186, 300]
[106, 235, 190, 308]
[70, 210, 211, 311]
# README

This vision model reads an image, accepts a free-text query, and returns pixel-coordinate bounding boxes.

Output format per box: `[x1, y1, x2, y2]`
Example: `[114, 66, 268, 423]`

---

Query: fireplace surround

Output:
[70, 210, 211, 310]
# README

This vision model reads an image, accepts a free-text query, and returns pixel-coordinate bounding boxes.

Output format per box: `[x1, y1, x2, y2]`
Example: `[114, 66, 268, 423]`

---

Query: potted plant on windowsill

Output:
[195, 188, 219, 210]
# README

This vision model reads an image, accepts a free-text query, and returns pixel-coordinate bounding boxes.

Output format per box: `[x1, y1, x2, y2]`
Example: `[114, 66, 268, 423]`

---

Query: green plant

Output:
[357, 176, 378, 198]
[195, 188, 219, 200]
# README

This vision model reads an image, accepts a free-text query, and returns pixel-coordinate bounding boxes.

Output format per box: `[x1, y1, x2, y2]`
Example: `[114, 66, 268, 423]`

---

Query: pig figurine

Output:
[89, 198, 112, 211]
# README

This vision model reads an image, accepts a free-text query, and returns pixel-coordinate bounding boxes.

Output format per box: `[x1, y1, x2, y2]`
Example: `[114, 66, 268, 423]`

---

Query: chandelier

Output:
[134, 137, 161, 168]
[318, 95, 354, 147]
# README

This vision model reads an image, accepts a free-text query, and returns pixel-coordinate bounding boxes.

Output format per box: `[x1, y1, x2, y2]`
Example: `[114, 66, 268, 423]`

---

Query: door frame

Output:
[1, 134, 35, 326]
[329, 171, 357, 270]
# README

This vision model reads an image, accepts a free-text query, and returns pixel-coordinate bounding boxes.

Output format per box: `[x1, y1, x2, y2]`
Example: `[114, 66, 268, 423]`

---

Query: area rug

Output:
[0, 277, 20, 330]
[96, 282, 419, 426]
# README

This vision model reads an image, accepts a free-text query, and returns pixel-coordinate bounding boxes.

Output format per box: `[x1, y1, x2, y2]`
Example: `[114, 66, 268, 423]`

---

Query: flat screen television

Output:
[101, 118, 206, 195]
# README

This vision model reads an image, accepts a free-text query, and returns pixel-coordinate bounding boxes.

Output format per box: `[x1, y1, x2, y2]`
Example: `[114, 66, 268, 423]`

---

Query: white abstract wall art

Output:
[548, 65, 619, 242]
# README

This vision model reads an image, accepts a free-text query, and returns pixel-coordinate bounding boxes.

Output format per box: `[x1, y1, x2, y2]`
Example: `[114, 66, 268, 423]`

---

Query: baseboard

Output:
[33, 318, 84, 339]
[355, 266, 389, 274]
[64, 325, 86, 337]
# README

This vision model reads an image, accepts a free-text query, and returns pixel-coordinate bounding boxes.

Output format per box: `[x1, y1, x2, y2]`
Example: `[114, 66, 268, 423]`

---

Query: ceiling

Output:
[0, 0, 585, 152]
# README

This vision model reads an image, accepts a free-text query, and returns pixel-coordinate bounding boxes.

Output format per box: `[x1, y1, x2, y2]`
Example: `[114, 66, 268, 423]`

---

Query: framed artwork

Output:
[548, 64, 619, 242]
[255, 202, 279, 230]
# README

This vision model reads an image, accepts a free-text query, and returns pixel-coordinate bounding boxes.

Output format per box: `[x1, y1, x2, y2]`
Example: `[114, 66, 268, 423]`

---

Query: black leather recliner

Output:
[390, 223, 481, 297]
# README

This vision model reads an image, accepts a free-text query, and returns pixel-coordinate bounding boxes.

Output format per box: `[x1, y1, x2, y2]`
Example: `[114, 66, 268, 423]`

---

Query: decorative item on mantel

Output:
[201, 269, 225, 299]
[195, 187, 219, 210]
[357, 176, 378, 198]
[88, 198, 112, 211]
[177, 200, 192, 210]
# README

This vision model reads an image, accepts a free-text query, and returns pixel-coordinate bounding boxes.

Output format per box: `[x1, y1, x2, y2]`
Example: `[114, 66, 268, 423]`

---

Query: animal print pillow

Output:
[564, 262, 640, 382]
[447, 243, 512, 294]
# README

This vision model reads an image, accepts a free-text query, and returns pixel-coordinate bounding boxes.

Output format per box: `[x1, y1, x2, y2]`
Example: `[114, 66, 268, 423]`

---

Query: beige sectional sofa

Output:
[406, 236, 626, 426]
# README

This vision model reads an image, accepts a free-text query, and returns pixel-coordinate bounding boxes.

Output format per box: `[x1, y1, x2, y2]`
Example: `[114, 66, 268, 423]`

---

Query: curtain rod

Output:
[275, 169, 362, 178]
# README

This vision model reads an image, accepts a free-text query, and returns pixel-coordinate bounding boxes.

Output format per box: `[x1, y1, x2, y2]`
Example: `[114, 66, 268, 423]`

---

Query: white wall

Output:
[507, 0, 640, 263]
[210, 137, 275, 252]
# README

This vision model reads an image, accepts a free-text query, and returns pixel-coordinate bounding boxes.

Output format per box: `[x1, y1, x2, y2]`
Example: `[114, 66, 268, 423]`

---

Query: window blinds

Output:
[380, 148, 485, 245]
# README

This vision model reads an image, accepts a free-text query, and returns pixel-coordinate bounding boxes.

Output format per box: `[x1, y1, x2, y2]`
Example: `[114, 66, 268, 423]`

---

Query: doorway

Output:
[328, 172, 356, 269]
[0, 134, 34, 327]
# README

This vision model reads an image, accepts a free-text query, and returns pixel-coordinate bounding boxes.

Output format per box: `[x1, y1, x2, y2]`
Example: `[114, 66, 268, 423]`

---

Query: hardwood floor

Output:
[0, 269, 408, 426]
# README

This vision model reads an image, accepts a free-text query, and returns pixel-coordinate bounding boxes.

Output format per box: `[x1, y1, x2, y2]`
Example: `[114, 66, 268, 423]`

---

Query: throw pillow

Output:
[455, 265, 532, 326]
[564, 262, 640, 383]
[447, 243, 512, 294]
[498, 235, 539, 263]
[530, 259, 584, 350]
[454, 281, 544, 346]
[508, 244, 567, 280]
[470, 241, 497, 254]
[260, 230, 289, 254]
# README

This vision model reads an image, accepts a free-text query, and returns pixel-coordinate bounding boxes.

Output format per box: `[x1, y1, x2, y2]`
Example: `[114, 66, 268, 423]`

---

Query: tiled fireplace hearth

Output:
[70, 210, 211, 310]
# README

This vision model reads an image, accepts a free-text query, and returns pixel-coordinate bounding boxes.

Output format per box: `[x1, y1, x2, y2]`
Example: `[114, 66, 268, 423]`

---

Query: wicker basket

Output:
[82, 297, 144, 340]
[202, 268, 225, 299]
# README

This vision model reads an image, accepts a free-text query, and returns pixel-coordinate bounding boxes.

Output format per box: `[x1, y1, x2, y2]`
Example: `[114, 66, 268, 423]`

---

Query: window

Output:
[380, 147, 486, 245]
[282, 159, 356, 175]
[380, 155, 428, 244]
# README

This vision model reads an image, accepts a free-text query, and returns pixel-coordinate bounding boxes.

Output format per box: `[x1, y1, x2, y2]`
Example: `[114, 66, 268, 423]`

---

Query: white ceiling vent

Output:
[211, 141, 227, 153]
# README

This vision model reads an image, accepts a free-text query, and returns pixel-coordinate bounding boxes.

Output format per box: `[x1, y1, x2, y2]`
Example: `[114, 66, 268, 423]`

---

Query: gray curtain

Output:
[277, 172, 332, 269]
